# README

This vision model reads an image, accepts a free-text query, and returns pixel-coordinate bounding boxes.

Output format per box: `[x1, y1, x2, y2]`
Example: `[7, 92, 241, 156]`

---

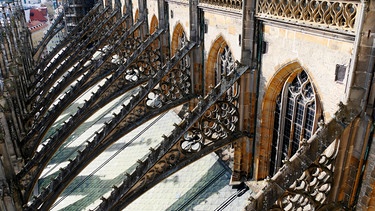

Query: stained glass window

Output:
[269, 70, 316, 176]
[178, 31, 190, 68]
[216, 45, 238, 103]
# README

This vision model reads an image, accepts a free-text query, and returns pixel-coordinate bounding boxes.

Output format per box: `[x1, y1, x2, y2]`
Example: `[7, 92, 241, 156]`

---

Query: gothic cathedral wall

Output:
[260, 24, 354, 121]
[255, 23, 356, 179]
[146, 0, 159, 26]
[202, 10, 242, 63]
[168, 1, 190, 39]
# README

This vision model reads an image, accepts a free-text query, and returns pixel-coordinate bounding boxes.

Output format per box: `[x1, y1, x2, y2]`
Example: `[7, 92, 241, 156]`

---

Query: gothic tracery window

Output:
[269, 70, 317, 176]
[150, 15, 158, 34]
[177, 31, 190, 68]
[177, 31, 188, 50]
[216, 45, 234, 83]
[216, 45, 238, 102]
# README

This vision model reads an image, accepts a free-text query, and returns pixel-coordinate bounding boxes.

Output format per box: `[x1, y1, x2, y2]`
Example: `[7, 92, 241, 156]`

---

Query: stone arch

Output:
[149, 15, 158, 34]
[134, 9, 139, 22]
[134, 9, 140, 37]
[122, 4, 126, 16]
[256, 61, 323, 179]
[149, 15, 159, 50]
[205, 35, 233, 94]
[171, 22, 187, 56]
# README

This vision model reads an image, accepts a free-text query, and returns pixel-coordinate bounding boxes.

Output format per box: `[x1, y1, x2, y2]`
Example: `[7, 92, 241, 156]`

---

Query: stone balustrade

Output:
[200, 0, 243, 10]
[256, 0, 359, 34]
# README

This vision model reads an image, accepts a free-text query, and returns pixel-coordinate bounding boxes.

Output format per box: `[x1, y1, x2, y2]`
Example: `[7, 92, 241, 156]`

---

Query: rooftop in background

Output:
[27, 20, 47, 32]
[38, 81, 251, 210]
[30, 8, 47, 21]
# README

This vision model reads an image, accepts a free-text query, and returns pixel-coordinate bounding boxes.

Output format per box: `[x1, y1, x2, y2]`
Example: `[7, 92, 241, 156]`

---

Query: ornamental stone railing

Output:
[200, 0, 243, 10]
[256, 0, 360, 34]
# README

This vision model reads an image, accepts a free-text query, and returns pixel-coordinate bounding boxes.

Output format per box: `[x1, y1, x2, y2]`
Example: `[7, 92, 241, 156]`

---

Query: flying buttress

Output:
[28, 8, 120, 103]
[29, 17, 142, 122]
[95, 64, 250, 210]
[21, 19, 149, 159]
[245, 103, 360, 211]
[22, 41, 197, 210]
[30, 3, 105, 82]
[32, 12, 65, 62]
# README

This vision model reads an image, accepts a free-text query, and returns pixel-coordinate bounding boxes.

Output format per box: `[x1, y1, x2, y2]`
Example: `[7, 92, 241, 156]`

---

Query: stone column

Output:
[114, 0, 122, 18]
[189, 0, 203, 96]
[341, 0, 375, 207]
[231, 0, 257, 183]
[356, 131, 375, 210]
[0, 110, 23, 210]
[157, 0, 170, 63]
[125, 0, 133, 26]
[345, 0, 375, 109]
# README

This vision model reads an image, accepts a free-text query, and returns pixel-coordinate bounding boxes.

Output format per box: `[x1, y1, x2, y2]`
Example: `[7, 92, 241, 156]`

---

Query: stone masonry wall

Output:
[356, 133, 375, 210]
[260, 25, 354, 121]
[203, 10, 243, 62]
[146, 0, 159, 27]
[168, 1, 191, 39]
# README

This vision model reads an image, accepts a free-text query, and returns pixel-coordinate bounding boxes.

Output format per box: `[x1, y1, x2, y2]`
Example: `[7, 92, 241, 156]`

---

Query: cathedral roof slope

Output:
[30, 8, 47, 22]
[39, 85, 250, 210]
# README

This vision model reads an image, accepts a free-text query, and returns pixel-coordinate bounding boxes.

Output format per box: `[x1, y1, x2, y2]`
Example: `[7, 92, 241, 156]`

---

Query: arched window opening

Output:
[122, 5, 126, 16]
[171, 23, 187, 56]
[150, 15, 158, 34]
[134, 9, 139, 22]
[177, 31, 190, 67]
[216, 44, 238, 103]
[134, 9, 140, 37]
[203, 38, 242, 178]
[177, 31, 188, 49]
[149, 15, 159, 50]
[215, 45, 234, 83]
[269, 70, 317, 176]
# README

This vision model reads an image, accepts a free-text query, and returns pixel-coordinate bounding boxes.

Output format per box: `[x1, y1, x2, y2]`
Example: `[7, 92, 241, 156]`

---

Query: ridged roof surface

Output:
[38, 81, 251, 211]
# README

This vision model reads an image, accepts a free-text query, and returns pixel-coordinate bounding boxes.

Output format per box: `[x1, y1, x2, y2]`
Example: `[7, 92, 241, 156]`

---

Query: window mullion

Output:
[288, 94, 297, 158]
[301, 101, 308, 142]
[275, 82, 289, 170]
[269, 70, 317, 176]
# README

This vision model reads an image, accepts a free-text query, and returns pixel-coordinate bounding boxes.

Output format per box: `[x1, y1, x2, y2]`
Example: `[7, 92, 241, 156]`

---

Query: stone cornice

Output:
[199, 3, 242, 18]
[165, 0, 189, 6]
[258, 17, 356, 42]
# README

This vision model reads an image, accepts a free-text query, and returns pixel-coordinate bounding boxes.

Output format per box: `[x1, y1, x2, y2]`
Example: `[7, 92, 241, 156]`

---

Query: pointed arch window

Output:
[177, 31, 190, 68]
[149, 15, 158, 35]
[215, 45, 239, 103]
[177, 31, 188, 50]
[215, 45, 234, 83]
[269, 70, 317, 176]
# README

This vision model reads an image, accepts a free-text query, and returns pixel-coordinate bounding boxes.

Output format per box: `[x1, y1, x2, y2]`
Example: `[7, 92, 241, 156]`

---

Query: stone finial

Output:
[282, 156, 290, 165]
[318, 119, 325, 129]
[300, 138, 308, 147]
[334, 101, 360, 127]
[248, 196, 255, 202]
